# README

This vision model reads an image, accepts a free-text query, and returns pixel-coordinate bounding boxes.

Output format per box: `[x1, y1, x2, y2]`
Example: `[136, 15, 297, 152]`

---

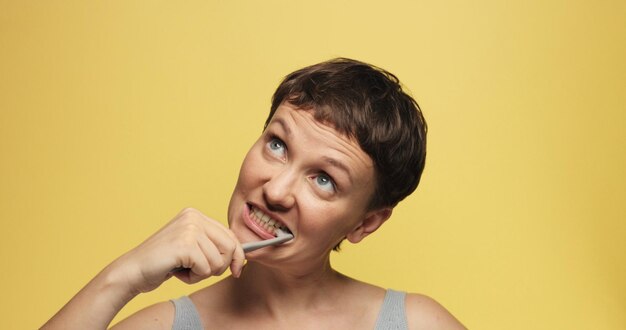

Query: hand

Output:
[111, 207, 245, 294]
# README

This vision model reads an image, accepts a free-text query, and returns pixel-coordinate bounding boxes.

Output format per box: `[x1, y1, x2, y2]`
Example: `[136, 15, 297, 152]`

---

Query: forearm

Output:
[41, 208, 244, 329]
[41, 262, 139, 330]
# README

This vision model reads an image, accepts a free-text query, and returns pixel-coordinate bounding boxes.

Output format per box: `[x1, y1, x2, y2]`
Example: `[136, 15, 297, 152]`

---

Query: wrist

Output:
[41, 260, 141, 329]
[100, 258, 142, 304]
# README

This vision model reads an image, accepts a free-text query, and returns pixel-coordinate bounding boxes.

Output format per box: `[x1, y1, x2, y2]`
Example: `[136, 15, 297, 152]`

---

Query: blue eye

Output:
[315, 173, 336, 192]
[267, 137, 286, 158]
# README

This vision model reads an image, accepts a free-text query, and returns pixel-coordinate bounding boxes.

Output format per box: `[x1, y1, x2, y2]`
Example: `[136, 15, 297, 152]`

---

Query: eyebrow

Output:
[322, 156, 352, 182]
[273, 118, 292, 136]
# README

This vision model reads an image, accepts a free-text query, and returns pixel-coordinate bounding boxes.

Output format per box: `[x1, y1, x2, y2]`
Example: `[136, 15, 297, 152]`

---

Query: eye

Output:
[266, 137, 286, 158]
[314, 173, 336, 193]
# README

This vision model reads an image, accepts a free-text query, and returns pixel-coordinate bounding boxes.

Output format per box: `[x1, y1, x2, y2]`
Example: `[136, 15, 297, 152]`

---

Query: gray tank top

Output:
[170, 289, 408, 330]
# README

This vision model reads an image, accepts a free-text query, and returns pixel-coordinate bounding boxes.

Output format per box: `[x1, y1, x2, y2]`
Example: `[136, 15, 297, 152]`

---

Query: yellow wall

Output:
[1, 1, 624, 329]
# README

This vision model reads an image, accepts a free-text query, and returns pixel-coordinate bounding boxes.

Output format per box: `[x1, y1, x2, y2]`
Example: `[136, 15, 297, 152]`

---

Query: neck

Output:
[225, 257, 349, 315]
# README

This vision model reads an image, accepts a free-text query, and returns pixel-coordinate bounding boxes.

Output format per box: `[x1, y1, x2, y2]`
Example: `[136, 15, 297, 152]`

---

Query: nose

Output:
[262, 167, 297, 212]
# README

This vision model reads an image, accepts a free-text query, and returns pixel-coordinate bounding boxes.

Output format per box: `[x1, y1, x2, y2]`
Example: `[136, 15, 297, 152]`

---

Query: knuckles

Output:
[222, 240, 236, 254]
[173, 235, 198, 252]
[180, 222, 201, 234]
[213, 259, 226, 272]
[197, 266, 213, 278]
[177, 208, 201, 224]
[179, 207, 198, 215]
[176, 207, 218, 226]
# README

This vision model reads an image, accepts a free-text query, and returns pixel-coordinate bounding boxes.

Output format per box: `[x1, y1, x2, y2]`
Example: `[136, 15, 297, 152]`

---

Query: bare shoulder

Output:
[405, 293, 466, 330]
[109, 300, 175, 330]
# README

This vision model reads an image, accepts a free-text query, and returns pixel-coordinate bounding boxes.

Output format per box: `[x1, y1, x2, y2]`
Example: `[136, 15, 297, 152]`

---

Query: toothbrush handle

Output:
[170, 233, 294, 273]
[242, 234, 294, 253]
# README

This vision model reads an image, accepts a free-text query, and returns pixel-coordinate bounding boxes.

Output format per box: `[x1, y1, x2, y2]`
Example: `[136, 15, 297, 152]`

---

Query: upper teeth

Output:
[251, 207, 285, 231]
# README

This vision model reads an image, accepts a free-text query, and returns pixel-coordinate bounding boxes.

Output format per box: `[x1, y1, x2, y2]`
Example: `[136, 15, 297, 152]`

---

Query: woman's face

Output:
[228, 102, 381, 266]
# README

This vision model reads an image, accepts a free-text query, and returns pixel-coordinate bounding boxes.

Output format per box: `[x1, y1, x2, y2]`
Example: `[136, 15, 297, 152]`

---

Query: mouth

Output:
[244, 203, 293, 240]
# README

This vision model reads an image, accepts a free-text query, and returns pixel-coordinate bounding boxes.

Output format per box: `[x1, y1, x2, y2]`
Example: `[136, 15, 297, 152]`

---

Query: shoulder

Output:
[110, 300, 175, 330]
[404, 293, 466, 330]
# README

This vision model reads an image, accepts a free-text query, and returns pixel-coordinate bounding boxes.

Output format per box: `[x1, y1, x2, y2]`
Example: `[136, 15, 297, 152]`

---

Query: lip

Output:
[243, 202, 292, 240]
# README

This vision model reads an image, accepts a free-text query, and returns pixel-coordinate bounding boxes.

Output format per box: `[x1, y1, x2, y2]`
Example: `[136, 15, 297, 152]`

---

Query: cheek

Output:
[231, 143, 274, 204]
[299, 199, 357, 236]
[228, 149, 262, 222]
[237, 152, 264, 189]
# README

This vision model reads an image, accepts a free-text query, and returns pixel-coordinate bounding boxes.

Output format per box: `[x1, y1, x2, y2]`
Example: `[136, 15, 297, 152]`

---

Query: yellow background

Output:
[1, 1, 624, 329]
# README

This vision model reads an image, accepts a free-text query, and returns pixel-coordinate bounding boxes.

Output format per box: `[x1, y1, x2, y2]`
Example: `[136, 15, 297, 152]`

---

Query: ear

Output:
[346, 208, 393, 244]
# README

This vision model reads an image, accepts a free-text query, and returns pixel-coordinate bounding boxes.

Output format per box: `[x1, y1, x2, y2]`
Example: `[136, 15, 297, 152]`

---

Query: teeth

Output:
[250, 206, 286, 233]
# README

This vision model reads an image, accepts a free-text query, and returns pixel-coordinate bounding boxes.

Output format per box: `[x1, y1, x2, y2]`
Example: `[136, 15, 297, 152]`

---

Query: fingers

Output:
[226, 229, 245, 278]
[196, 236, 227, 274]
[175, 245, 212, 284]
[200, 227, 246, 278]
[172, 207, 244, 281]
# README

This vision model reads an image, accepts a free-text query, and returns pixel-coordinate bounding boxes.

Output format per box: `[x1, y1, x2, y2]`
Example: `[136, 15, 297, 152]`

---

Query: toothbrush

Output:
[242, 228, 294, 253]
[171, 228, 294, 273]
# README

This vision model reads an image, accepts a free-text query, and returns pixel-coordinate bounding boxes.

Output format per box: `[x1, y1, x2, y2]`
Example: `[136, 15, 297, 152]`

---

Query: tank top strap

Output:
[171, 296, 204, 330]
[374, 289, 409, 330]
[171, 290, 408, 330]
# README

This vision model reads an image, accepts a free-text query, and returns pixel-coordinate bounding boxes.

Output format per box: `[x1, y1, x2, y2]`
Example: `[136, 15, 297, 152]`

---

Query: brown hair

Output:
[265, 58, 427, 210]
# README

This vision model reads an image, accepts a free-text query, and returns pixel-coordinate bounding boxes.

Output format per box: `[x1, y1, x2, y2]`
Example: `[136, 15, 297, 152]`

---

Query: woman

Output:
[43, 58, 465, 329]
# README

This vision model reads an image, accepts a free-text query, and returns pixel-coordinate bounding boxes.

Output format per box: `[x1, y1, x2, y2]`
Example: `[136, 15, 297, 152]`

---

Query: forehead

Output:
[269, 103, 375, 183]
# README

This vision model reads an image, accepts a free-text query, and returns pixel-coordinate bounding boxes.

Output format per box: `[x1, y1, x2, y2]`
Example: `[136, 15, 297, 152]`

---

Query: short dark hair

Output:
[265, 58, 427, 210]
